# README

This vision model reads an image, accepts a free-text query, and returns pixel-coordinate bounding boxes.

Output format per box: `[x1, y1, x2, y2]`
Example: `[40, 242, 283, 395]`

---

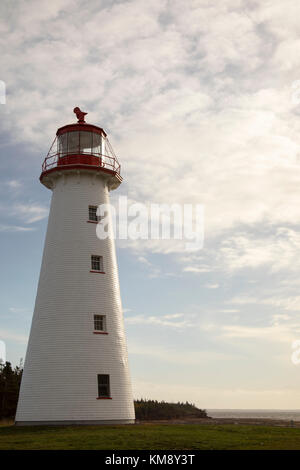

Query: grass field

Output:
[1, 423, 300, 450]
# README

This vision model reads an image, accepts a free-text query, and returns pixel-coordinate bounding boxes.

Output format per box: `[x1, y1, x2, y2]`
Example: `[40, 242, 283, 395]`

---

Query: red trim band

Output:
[90, 270, 105, 274]
[57, 154, 102, 167]
[40, 164, 122, 183]
[96, 397, 112, 400]
[87, 220, 98, 224]
[93, 331, 108, 335]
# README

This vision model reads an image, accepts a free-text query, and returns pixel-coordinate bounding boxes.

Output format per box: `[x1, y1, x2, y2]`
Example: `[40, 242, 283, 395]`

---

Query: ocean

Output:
[207, 410, 300, 421]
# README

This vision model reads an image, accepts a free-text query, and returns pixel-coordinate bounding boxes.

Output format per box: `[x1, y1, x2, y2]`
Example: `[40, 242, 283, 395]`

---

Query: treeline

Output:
[134, 398, 207, 420]
[0, 361, 23, 419]
[0, 361, 207, 422]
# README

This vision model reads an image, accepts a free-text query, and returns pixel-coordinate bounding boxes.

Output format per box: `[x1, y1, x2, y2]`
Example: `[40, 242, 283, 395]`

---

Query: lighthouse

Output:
[15, 109, 135, 425]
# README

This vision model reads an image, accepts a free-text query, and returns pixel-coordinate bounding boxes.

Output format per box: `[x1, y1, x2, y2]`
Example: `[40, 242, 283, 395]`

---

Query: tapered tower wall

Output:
[15, 170, 135, 424]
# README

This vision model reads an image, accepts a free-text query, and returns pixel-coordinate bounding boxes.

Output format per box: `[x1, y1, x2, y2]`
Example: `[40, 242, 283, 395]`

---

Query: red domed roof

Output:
[56, 123, 107, 137]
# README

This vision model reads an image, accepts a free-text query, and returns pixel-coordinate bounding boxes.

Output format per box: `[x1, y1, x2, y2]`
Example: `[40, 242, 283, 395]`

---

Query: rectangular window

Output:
[98, 374, 110, 398]
[91, 255, 103, 272]
[94, 314, 106, 332]
[88, 205, 99, 222]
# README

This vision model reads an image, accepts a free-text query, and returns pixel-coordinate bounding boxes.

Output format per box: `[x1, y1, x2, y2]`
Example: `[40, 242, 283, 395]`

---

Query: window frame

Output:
[91, 255, 104, 272]
[88, 205, 100, 223]
[94, 314, 107, 333]
[97, 374, 111, 399]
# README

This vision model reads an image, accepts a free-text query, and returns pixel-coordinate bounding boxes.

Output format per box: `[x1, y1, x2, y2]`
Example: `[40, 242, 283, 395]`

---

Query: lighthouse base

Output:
[15, 419, 136, 426]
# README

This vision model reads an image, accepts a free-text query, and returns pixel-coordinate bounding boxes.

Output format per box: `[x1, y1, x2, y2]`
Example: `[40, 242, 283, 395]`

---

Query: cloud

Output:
[6, 180, 22, 190]
[219, 309, 240, 313]
[2, 0, 300, 407]
[229, 292, 300, 314]
[163, 313, 184, 319]
[220, 323, 298, 344]
[125, 313, 193, 329]
[0, 202, 48, 233]
[129, 340, 238, 366]
[263, 296, 300, 312]
[229, 295, 259, 305]
[137, 256, 151, 265]
[123, 308, 132, 314]
[135, 254, 162, 277]
[0, 224, 34, 232]
[13, 204, 49, 224]
[9, 307, 30, 314]
[132, 378, 300, 409]
[183, 266, 212, 274]
[227, 290, 300, 323]
[218, 229, 300, 273]
[1, 0, 300, 259]
[272, 314, 291, 325]
[0, 329, 28, 344]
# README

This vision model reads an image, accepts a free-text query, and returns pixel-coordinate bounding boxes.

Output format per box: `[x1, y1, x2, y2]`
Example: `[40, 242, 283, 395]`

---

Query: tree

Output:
[0, 361, 23, 419]
[134, 398, 207, 420]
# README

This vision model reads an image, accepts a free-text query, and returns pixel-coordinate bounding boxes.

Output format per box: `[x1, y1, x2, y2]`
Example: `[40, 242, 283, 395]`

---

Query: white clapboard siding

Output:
[15, 170, 135, 424]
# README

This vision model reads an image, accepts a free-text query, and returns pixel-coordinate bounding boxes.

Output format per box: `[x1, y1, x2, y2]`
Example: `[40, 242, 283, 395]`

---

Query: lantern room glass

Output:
[58, 131, 103, 156]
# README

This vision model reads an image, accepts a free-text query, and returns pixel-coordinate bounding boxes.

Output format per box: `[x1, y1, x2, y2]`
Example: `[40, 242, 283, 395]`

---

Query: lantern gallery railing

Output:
[42, 151, 121, 174]
[42, 131, 121, 175]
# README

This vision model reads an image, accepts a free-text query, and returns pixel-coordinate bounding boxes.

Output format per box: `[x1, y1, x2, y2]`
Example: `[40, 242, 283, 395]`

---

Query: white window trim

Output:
[97, 374, 110, 398]
[88, 205, 101, 222]
[93, 314, 107, 332]
[91, 255, 104, 272]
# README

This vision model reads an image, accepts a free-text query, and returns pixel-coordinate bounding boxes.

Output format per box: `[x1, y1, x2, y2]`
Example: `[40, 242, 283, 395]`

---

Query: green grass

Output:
[0, 423, 300, 450]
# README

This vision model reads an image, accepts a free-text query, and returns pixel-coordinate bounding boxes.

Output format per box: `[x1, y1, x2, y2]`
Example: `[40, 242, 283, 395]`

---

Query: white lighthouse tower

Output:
[15, 108, 135, 425]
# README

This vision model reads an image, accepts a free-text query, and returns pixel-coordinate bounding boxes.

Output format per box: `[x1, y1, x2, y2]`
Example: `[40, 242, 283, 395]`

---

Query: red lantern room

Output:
[40, 107, 122, 190]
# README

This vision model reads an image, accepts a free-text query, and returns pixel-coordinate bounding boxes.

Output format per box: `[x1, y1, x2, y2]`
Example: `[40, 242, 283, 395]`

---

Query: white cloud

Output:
[229, 291, 300, 313]
[221, 324, 294, 343]
[129, 340, 237, 366]
[220, 307, 300, 344]
[218, 228, 300, 273]
[125, 313, 193, 329]
[219, 309, 240, 313]
[0, 329, 28, 344]
[9, 307, 30, 314]
[230, 295, 259, 305]
[272, 314, 291, 325]
[263, 296, 300, 312]
[163, 313, 184, 319]
[6, 180, 22, 189]
[183, 266, 212, 274]
[0, 224, 34, 232]
[137, 256, 151, 265]
[132, 378, 300, 409]
[136, 254, 161, 277]
[13, 204, 49, 224]
[123, 308, 132, 314]
[1, 0, 300, 254]
[2, 0, 300, 407]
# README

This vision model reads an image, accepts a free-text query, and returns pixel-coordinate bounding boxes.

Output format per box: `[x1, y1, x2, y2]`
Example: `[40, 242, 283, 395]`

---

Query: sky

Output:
[1, 0, 300, 409]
